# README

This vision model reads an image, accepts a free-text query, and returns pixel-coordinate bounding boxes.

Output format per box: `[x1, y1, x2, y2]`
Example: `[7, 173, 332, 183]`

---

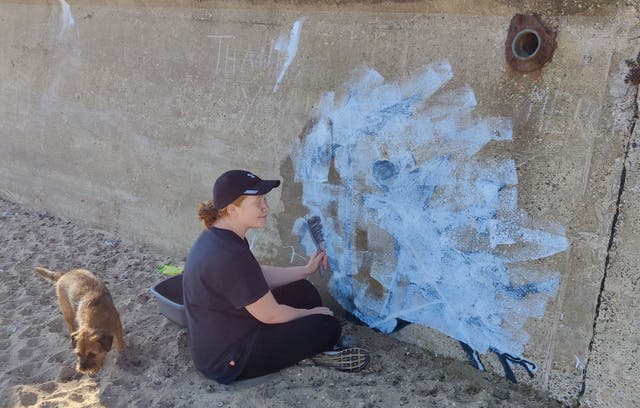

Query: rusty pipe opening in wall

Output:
[505, 15, 557, 72]
[512, 29, 541, 60]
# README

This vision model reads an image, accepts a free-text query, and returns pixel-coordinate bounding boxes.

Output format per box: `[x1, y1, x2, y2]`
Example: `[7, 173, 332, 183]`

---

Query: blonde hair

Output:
[197, 195, 247, 229]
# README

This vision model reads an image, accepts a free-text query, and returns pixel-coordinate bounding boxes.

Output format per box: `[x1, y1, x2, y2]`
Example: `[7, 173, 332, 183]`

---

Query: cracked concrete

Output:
[580, 84, 640, 406]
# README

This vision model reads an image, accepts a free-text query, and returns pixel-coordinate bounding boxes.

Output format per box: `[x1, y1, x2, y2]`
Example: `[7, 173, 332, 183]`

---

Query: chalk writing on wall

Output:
[208, 35, 281, 79]
[292, 61, 569, 364]
[208, 18, 305, 88]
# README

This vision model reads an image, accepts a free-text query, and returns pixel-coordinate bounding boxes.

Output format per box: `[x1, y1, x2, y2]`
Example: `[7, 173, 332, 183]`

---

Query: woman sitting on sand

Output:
[182, 169, 369, 384]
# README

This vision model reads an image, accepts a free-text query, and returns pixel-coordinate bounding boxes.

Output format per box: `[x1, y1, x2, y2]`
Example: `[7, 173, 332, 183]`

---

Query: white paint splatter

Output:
[59, 0, 75, 35]
[273, 19, 304, 93]
[292, 61, 569, 357]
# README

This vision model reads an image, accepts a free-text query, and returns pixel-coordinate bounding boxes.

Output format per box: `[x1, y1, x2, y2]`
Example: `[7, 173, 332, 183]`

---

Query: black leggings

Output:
[236, 279, 341, 380]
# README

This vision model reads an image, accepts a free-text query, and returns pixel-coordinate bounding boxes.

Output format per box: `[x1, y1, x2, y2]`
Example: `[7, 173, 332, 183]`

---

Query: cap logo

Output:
[247, 173, 256, 178]
[243, 189, 258, 194]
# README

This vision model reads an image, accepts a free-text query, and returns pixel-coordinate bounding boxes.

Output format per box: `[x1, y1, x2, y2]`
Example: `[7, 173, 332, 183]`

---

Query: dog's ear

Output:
[71, 331, 79, 349]
[98, 333, 113, 352]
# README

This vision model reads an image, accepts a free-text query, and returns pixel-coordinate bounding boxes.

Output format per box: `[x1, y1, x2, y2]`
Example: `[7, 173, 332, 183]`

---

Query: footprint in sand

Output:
[36, 297, 52, 307]
[38, 381, 57, 394]
[18, 306, 35, 316]
[26, 338, 39, 347]
[18, 391, 38, 406]
[6, 362, 42, 382]
[0, 327, 16, 340]
[18, 347, 33, 359]
[0, 300, 17, 314]
[46, 318, 64, 334]
[117, 345, 149, 375]
[47, 350, 71, 364]
[58, 365, 82, 382]
[18, 326, 40, 339]
[68, 392, 84, 402]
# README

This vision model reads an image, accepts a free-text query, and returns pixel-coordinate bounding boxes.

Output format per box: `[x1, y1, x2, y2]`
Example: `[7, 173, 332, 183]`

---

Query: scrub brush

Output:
[306, 215, 326, 275]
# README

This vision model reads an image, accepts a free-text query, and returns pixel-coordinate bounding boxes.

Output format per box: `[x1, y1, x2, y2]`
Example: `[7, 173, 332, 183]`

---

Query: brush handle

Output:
[306, 216, 326, 275]
[317, 242, 326, 275]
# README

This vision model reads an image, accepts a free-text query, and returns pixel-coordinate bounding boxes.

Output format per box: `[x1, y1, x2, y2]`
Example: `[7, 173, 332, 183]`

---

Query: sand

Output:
[0, 196, 565, 408]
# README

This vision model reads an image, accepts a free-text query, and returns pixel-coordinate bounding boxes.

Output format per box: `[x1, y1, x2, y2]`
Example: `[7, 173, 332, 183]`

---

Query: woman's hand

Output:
[309, 306, 334, 316]
[304, 250, 328, 277]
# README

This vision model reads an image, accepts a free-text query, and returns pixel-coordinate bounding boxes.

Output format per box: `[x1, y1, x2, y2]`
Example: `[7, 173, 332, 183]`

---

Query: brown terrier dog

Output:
[35, 267, 125, 375]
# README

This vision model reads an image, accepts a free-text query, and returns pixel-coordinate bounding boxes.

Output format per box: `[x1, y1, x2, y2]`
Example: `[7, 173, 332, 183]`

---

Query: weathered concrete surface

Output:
[0, 1, 638, 406]
[580, 84, 640, 407]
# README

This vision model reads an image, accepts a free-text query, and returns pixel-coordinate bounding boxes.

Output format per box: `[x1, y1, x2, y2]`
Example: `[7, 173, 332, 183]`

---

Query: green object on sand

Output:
[157, 264, 184, 276]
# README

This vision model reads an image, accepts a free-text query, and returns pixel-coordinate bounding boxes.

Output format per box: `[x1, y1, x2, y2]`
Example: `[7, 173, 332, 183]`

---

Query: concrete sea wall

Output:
[1, 1, 639, 406]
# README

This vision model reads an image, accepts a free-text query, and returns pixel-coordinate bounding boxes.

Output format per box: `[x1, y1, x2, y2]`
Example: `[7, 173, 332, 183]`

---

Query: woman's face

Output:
[232, 195, 269, 229]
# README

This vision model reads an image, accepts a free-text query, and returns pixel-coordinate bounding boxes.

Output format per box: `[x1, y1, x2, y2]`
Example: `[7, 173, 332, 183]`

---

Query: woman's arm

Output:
[261, 250, 327, 288]
[245, 290, 333, 324]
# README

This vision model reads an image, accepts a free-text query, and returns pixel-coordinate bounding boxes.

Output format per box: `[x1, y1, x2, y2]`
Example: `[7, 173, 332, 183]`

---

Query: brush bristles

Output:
[307, 216, 325, 248]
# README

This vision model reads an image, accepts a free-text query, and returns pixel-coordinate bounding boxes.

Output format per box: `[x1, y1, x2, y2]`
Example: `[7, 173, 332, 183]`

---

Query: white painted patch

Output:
[292, 62, 569, 357]
[273, 19, 304, 93]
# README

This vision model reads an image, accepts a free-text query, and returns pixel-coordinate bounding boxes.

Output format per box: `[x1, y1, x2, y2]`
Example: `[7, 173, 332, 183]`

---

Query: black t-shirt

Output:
[182, 227, 269, 384]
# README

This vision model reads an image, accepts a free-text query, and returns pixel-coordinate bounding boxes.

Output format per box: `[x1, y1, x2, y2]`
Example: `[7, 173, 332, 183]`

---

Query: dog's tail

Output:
[34, 267, 64, 282]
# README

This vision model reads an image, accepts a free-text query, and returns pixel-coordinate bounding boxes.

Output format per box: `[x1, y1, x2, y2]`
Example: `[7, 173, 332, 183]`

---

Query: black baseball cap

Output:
[213, 170, 281, 210]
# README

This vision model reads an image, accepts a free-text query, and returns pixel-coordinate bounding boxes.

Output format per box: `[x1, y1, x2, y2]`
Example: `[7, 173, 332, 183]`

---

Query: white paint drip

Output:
[59, 0, 75, 34]
[273, 18, 304, 93]
[292, 61, 570, 357]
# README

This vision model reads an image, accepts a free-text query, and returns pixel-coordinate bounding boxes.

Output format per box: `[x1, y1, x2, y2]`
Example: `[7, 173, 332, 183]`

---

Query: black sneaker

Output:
[312, 347, 370, 372]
